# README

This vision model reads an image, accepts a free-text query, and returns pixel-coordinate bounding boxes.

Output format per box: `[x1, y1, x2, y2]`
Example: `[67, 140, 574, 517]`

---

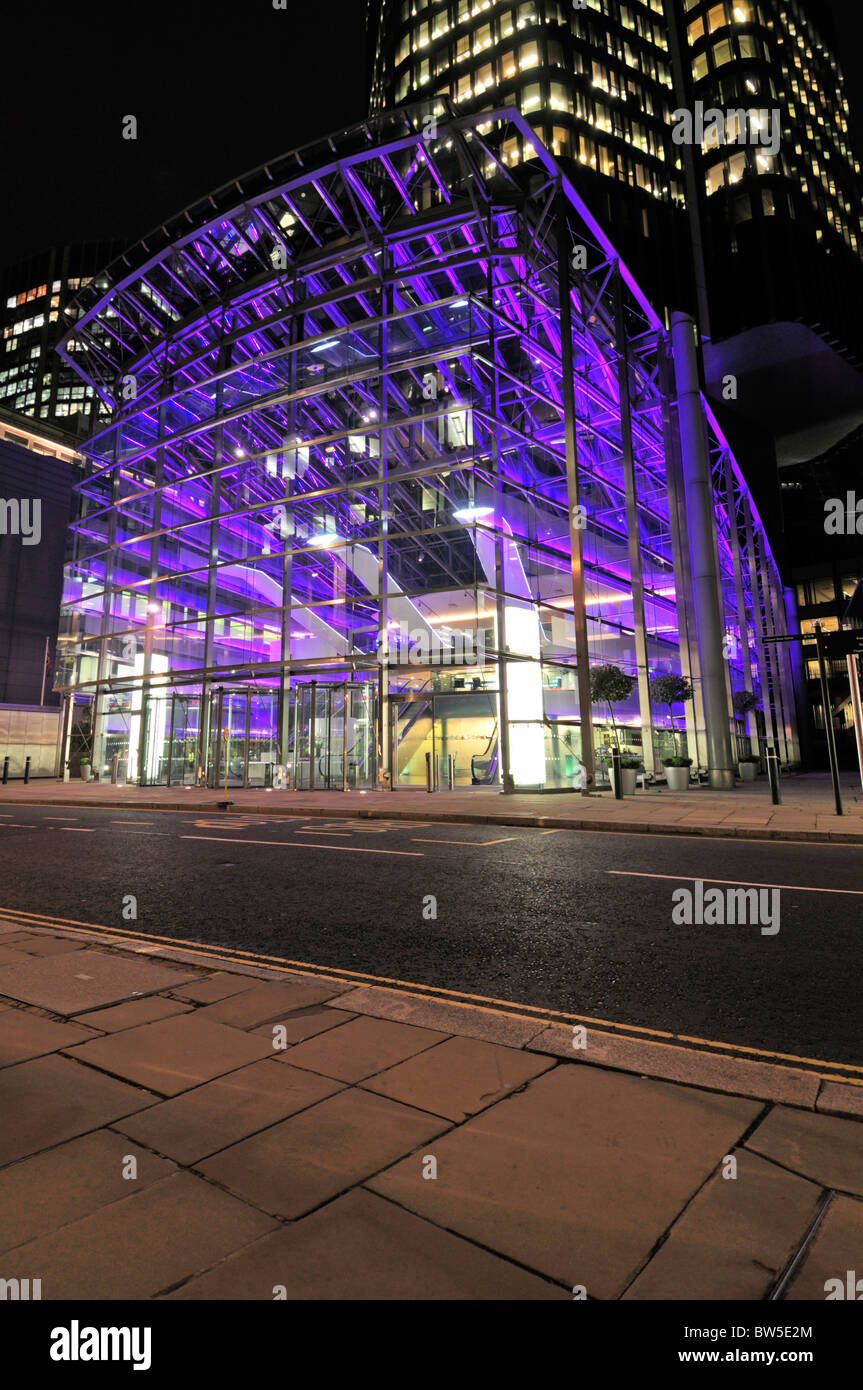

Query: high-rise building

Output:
[0, 242, 125, 433]
[368, 2, 863, 405]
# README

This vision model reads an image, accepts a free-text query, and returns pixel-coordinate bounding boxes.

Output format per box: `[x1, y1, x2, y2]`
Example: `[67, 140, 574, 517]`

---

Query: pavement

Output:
[1, 911, 862, 1301]
[3, 769, 863, 843]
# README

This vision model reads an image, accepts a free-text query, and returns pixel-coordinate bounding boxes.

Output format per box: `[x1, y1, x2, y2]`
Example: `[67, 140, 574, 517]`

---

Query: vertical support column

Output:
[670, 312, 735, 789]
[137, 391, 168, 787]
[490, 213, 514, 792]
[90, 419, 123, 776]
[196, 333, 229, 783]
[557, 202, 594, 776]
[846, 653, 863, 792]
[783, 587, 809, 768]
[659, 337, 703, 768]
[377, 242, 391, 788]
[726, 459, 759, 755]
[743, 497, 772, 753]
[278, 282, 301, 768]
[614, 265, 655, 775]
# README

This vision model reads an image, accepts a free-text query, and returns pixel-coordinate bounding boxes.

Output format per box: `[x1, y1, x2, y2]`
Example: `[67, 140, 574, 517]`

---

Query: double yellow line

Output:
[2, 904, 862, 1088]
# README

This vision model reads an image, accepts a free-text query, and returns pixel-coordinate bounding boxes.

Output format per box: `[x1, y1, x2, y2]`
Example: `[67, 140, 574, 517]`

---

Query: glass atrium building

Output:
[54, 107, 798, 791]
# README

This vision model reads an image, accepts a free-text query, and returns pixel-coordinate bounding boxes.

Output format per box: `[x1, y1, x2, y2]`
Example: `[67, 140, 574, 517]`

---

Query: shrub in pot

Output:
[79, 758, 91, 783]
[738, 753, 761, 782]
[618, 757, 641, 796]
[662, 755, 692, 792]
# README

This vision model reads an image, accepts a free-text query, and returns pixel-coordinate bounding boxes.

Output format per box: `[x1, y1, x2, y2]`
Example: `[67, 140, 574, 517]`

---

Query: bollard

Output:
[611, 746, 623, 800]
[23, 756, 31, 785]
[766, 744, 782, 806]
[2, 757, 8, 785]
[447, 754, 455, 790]
[111, 754, 120, 785]
[425, 750, 433, 793]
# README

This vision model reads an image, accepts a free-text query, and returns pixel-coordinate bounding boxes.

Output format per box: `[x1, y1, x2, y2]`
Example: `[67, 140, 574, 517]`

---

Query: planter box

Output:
[738, 761, 759, 782]
[80, 765, 92, 782]
[664, 764, 690, 792]
[611, 767, 638, 796]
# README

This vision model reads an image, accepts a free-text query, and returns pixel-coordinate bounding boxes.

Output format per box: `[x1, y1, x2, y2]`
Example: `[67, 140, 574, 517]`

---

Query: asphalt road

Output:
[2, 803, 861, 1065]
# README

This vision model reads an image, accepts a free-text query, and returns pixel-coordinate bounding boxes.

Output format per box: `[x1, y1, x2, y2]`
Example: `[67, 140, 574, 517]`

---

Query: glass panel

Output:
[169, 696, 201, 786]
[247, 691, 278, 787]
[347, 686, 376, 790]
[395, 696, 434, 786]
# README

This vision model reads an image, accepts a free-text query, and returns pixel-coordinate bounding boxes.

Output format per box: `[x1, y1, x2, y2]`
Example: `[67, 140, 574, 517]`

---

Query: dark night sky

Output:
[1, 0, 861, 272]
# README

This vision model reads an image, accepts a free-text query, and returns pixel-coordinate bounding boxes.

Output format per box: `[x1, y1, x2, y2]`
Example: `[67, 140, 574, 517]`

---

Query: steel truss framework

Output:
[55, 103, 798, 790]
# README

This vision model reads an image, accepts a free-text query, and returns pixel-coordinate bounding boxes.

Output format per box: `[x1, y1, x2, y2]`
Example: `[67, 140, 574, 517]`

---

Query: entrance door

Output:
[167, 695, 201, 786]
[207, 690, 249, 790]
[292, 682, 377, 790]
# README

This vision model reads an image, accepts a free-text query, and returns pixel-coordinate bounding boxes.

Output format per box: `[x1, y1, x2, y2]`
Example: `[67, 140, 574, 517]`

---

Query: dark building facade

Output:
[0, 411, 80, 706]
[367, 1, 863, 363]
[0, 241, 125, 434]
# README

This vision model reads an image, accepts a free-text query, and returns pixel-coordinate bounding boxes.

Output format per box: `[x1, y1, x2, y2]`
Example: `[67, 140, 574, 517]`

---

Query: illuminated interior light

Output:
[453, 506, 494, 523]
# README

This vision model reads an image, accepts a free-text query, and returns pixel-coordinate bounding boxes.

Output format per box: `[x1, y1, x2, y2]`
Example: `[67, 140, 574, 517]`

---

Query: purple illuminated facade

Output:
[53, 106, 798, 790]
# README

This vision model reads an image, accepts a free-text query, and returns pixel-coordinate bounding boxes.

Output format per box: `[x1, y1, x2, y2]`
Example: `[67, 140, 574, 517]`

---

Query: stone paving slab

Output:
[0, 1053, 157, 1167]
[622, 1148, 822, 1301]
[257, 1004, 357, 1047]
[167, 1187, 567, 1301]
[361, 1034, 555, 1121]
[0, 1130, 177, 1254]
[367, 1064, 762, 1299]
[746, 1104, 863, 1196]
[0, 948, 204, 1014]
[785, 1195, 863, 1300]
[0, 1008, 101, 1067]
[0, 946, 37, 965]
[3, 1171, 277, 1300]
[196, 1087, 451, 1220]
[2, 922, 863, 1302]
[75, 996, 194, 1032]
[329, 986, 546, 1048]
[113, 1058, 344, 1164]
[282, 1014, 449, 1084]
[816, 1081, 863, 1121]
[528, 1023, 820, 1107]
[63, 1012, 275, 1097]
[170, 972, 263, 1004]
[194, 978, 350, 1030]
[1, 935, 86, 957]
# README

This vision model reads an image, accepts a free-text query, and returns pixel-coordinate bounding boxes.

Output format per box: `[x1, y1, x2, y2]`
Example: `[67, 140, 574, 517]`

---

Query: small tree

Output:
[590, 664, 635, 750]
[650, 673, 693, 756]
[732, 689, 759, 719]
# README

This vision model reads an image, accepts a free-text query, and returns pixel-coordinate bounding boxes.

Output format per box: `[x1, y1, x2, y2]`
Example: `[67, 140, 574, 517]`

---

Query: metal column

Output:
[670, 312, 735, 789]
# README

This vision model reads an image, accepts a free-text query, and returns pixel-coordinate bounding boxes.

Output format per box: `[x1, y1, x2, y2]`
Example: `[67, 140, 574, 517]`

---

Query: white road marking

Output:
[411, 835, 519, 846]
[181, 835, 423, 857]
[295, 830, 351, 837]
[61, 827, 96, 832]
[111, 820, 153, 825]
[609, 870, 863, 895]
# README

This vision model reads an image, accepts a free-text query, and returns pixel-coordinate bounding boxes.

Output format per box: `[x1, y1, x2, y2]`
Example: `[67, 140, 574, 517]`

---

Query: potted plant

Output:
[590, 664, 635, 750]
[662, 754, 693, 791]
[79, 757, 92, 783]
[738, 753, 761, 782]
[650, 673, 694, 760]
[615, 756, 641, 796]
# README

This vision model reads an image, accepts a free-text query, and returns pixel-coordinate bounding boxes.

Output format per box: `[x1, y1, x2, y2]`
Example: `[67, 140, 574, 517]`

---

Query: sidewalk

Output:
[1, 912, 862, 1300]
[2, 771, 862, 842]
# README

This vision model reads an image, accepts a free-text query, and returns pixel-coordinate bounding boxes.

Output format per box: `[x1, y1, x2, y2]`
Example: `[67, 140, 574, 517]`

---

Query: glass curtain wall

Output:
[53, 106, 798, 789]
